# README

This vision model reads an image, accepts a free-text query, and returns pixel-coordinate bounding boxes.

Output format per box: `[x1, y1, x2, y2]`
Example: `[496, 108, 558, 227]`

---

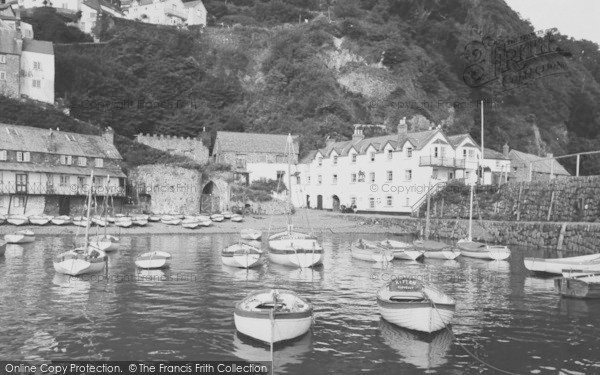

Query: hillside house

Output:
[126, 0, 206, 26]
[135, 133, 210, 163]
[213, 131, 300, 186]
[447, 134, 511, 185]
[507, 147, 570, 181]
[0, 124, 126, 215]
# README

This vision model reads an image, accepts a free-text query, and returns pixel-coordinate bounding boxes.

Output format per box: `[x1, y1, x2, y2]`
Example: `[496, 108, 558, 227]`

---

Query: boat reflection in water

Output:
[136, 269, 169, 283]
[558, 297, 600, 319]
[422, 258, 460, 268]
[462, 258, 510, 273]
[379, 319, 454, 370]
[220, 264, 263, 282]
[233, 330, 312, 371]
[524, 276, 556, 293]
[268, 263, 324, 283]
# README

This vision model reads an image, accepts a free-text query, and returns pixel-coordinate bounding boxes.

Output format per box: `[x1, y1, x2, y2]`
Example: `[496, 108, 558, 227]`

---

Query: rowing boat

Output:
[222, 243, 263, 268]
[241, 228, 262, 240]
[524, 253, 600, 275]
[4, 230, 35, 244]
[351, 239, 393, 263]
[555, 273, 600, 299]
[380, 239, 423, 261]
[135, 251, 172, 269]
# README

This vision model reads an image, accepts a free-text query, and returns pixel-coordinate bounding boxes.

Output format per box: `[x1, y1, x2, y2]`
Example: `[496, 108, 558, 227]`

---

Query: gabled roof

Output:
[448, 134, 479, 148]
[22, 38, 53, 55]
[509, 150, 570, 175]
[0, 124, 122, 159]
[215, 131, 299, 155]
[484, 148, 509, 160]
[299, 150, 317, 164]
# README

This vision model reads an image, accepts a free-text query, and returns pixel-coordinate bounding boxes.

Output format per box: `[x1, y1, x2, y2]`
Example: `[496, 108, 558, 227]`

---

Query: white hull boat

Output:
[380, 239, 423, 260]
[91, 216, 108, 227]
[29, 215, 52, 225]
[413, 240, 461, 260]
[351, 239, 393, 262]
[89, 235, 120, 252]
[73, 217, 89, 227]
[7, 215, 29, 226]
[161, 217, 181, 225]
[525, 253, 600, 275]
[182, 218, 202, 229]
[210, 214, 225, 222]
[241, 229, 262, 240]
[53, 247, 107, 276]
[377, 278, 455, 333]
[222, 243, 263, 268]
[135, 251, 171, 269]
[234, 289, 313, 344]
[457, 240, 510, 260]
[4, 230, 35, 244]
[148, 215, 160, 222]
[231, 214, 243, 222]
[115, 218, 133, 228]
[51, 216, 72, 225]
[268, 229, 324, 268]
[222, 211, 233, 219]
[132, 218, 148, 226]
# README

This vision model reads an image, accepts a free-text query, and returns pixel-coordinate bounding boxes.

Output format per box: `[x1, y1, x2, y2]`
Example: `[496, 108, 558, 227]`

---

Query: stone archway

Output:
[201, 181, 220, 213]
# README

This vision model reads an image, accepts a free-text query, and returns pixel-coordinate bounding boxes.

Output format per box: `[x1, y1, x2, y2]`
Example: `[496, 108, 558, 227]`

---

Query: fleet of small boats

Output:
[221, 242, 263, 268]
[351, 239, 393, 263]
[234, 289, 313, 344]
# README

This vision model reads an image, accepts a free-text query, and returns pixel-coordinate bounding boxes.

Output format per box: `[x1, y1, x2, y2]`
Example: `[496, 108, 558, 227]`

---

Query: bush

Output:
[250, 178, 287, 193]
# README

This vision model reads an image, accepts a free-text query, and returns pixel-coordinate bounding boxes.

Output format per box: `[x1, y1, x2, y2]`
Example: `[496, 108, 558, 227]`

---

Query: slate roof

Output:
[484, 148, 509, 160]
[215, 131, 300, 155]
[183, 0, 204, 8]
[0, 124, 122, 160]
[509, 150, 570, 175]
[22, 38, 53, 55]
[83, 0, 123, 13]
[0, 29, 21, 55]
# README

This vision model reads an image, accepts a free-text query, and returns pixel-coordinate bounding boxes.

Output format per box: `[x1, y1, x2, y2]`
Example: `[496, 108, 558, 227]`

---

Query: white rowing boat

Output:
[221, 243, 263, 268]
[377, 278, 455, 333]
[413, 240, 460, 260]
[135, 251, 171, 269]
[380, 239, 423, 260]
[53, 247, 107, 276]
[89, 234, 120, 252]
[161, 215, 181, 225]
[234, 289, 313, 344]
[51, 215, 72, 225]
[524, 253, 600, 275]
[241, 228, 262, 240]
[268, 228, 324, 268]
[231, 214, 243, 222]
[457, 240, 510, 260]
[7, 215, 28, 226]
[4, 230, 35, 244]
[182, 218, 202, 229]
[351, 239, 393, 263]
[222, 211, 233, 219]
[132, 217, 148, 226]
[29, 215, 53, 225]
[115, 217, 133, 228]
[210, 214, 225, 222]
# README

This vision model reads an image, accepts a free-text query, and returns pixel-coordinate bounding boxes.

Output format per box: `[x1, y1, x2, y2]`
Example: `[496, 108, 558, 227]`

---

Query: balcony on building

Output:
[419, 156, 466, 168]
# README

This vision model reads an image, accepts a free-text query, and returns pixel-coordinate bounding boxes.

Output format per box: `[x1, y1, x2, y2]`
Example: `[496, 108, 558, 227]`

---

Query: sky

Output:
[503, 0, 600, 45]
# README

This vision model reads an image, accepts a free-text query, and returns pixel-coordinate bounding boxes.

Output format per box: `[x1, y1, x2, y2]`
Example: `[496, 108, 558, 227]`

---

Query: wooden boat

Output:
[91, 216, 108, 227]
[106, 216, 117, 223]
[29, 215, 52, 225]
[351, 239, 393, 263]
[222, 243, 263, 268]
[210, 214, 225, 222]
[269, 227, 324, 268]
[234, 289, 313, 344]
[182, 218, 202, 229]
[7, 215, 28, 226]
[241, 228, 262, 241]
[51, 215, 72, 225]
[72, 216, 89, 227]
[377, 278, 455, 333]
[555, 274, 600, 299]
[222, 211, 233, 219]
[413, 240, 460, 260]
[0, 214, 6, 225]
[457, 183, 510, 260]
[115, 217, 133, 228]
[0, 239, 6, 256]
[54, 172, 108, 276]
[4, 230, 35, 244]
[148, 215, 161, 222]
[524, 253, 600, 275]
[132, 217, 148, 226]
[134, 214, 149, 221]
[168, 213, 184, 220]
[231, 214, 243, 222]
[200, 219, 212, 227]
[380, 239, 423, 260]
[135, 251, 171, 269]
[160, 215, 181, 225]
[89, 234, 120, 252]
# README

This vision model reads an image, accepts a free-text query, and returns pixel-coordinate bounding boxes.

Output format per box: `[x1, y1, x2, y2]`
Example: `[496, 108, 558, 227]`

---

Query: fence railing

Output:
[419, 156, 467, 168]
[0, 182, 125, 196]
[410, 181, 447, 217]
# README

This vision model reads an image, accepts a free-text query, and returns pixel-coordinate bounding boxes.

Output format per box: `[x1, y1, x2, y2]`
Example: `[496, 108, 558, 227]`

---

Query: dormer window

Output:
[0, 150, 6, 161]
[60, 155, 72, 165]
[387, 150, 393, 159]
[65, 134, 77, 142]
[370, 152, 376, 162]
[17, 151, 30, 162]
[406, 148, 413, 158]
[351, 153, 357, 163]
[78, 157, 87, 166]
[333, 155, 338, 165]
[0, 55, 6, 64]
[463, 149, 467, 158]
[95, 158, 104, 168]
[318, 157, 323, 167]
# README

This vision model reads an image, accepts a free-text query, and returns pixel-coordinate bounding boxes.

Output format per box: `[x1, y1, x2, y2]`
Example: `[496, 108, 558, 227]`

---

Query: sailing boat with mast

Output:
[89, 176, 120, 252]
[456, 182, 510, 260]
[54, 172, 108, 276]
[268, 134, 324, 268]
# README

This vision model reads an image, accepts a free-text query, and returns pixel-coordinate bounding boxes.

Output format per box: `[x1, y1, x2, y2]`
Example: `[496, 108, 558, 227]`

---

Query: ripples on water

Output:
[0, 233, 599, 374]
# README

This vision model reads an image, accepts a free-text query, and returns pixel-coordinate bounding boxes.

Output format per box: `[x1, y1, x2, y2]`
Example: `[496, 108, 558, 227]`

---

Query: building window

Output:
[432, 168, 439, 179]
[496, 160, 501, 168]
[0, 55, 5, 64]
[387, 149, 393, 159]
[317, 175, 322, 184]
[386, 171, 393, 182]
[0, 150, 6, 160]
[0, 71, 5, 81]
[78, 157, 87, 166]
[463, 149, 467, 158]
[276, 171, 284, 182]
[369, 197, 375, 209]
[16, 152, 30, 162]
[434, 147, 439, 158]
[65, 134, 77, 142]
[14, 196, 25, 208]
[307, 176, 311, 184]
[369, 172, 375, 183]
[95, 158, 104, 168]
[332, 174, 337, 184]
[351, 153, 357, 163]
[16, 174, 27, 193]
[351, 196, 356, 206]
[59, 175, 69, 187]
[405, 197, 410, 207]
[370, 152, 376, 162]
[333, 155, 338, 165]
[386, 195, 393, 206]
[406, 148, 413, 158]
[405, 170, 412, 181]
[296, 176, 301, 185]
[32, 79, 41, 88]
[33, 61, 41, 70]
[351, 173, 357, 183]
[318, 157, 322, 166]
[60, 155, 72, 165]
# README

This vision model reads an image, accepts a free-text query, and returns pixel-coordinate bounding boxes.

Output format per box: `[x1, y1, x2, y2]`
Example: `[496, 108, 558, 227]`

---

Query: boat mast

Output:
[480, 100, 484, 184]
[287, 134, 293, 231]
[84, 171, 94, 251]
[104, 175, 110, 237]
[425, 179, 431, 240]
[468, 182, 474, 242]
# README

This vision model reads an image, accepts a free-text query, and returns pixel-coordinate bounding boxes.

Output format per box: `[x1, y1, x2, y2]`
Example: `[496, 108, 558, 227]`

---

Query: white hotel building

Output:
[297, 120, 484, 214]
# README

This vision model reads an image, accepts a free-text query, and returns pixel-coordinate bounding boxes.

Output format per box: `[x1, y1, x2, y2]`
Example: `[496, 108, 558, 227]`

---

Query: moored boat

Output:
[377, 278, 455, 333]
[91, 216, 108, 227]
[222, 243, 263, 268]
[231, 214, 243, 222]
[51, 215, 72, 225]
[135, 251, 171, 269]
[89, 234, 120, 252]
[351, 239, 393, 263]
[115, 217, 133, 228]
[457, 240, 510, 260]
[413, 240, 460, 260]
[4, 230, 35, 244]
[268, 227, 324, 268]
[148, 215, 160, 222]
[210, 214, 225, 222]
[7, 215, 28, 226]
[132, 217, 148, 226]
[29, 215, 53, 225]
[555, 274, 600, 299]
[72, 216, 89, 227]
[524, 253, 600, 275]
[241, 228, 262, 240]
[234, 289, 313, 344]
[53, 247, 107, 276]
[182, 218, 202, 229]
[160, 215, 181, 225]
[222, 211, 233, 219]
[380, 239, 423, 260]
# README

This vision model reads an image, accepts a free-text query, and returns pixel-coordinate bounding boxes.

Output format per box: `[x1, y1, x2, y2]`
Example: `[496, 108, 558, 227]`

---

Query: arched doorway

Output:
[201, 181, 220, 213]
[306, 195, 311, 208]
[317, 195, 323, 210]
[332, 195, 340, 212]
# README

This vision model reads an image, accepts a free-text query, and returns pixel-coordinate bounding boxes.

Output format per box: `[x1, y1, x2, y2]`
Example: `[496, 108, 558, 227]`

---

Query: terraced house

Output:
[0, 124, 126, 216]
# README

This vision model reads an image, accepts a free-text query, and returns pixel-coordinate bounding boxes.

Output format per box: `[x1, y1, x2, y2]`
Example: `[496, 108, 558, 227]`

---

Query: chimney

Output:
[103, 127, 115, 144]
[352, 126, 364, 141]
[503, 143, 509, 158]
[47, 129, 56, 152]
[397, 117, 407, 137]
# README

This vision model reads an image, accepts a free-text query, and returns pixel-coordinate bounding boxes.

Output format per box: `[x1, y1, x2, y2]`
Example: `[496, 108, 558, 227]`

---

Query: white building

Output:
[20, 38, 54, 104]
[297, 120, 483, 214]
[126, 0, 206, 26]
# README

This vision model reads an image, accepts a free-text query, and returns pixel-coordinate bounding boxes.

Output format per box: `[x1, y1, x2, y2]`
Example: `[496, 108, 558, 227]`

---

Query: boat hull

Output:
[241, 229, 262, 240]
[524, 254, 600, 275]
[423, 249, 461, 260]
[222, 244, 263, 268]
[4, 232, 35, 244]
[268, 251, 324, 268]
[7, 217, 28, 226]
[234, 314, 312, 344]
[555, 277, 600, 299]
[458, 241, 510, 260]
[135, 251, 171, 269]
[53, 249, 107, 276]
[378, 303, 454, 333]
[351, 241, 393, 263]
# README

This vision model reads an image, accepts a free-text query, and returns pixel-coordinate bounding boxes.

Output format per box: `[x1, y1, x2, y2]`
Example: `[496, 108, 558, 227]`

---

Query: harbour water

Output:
[0, 233, 599, 374]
